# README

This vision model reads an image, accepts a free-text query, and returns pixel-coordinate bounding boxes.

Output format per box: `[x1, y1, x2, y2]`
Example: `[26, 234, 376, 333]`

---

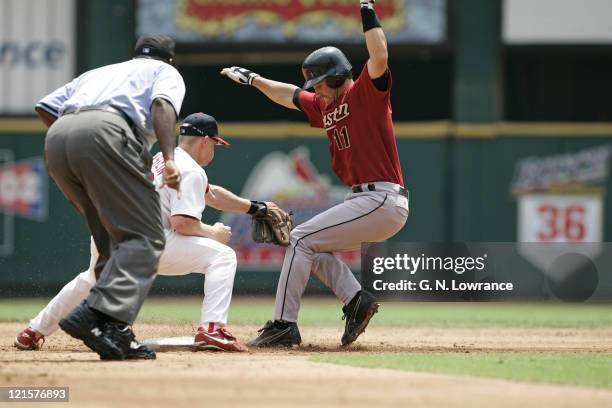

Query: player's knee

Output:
[292, 222, 308, 235]
[220, 246, 237, 268]
[205, 246, 237, 280]
[289, 224, 317, 252]
[289, 224, 307, 245]
[225, 251, 238, 280]
[206, 245, 237, 269]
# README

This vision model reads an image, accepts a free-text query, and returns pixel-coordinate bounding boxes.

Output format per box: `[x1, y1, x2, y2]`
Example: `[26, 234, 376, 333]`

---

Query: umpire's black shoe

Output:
[248, 320, 301, 347]
[341, 290, 379, 346]
[103, 323, 156, 360]
[59, 301, 125, 360]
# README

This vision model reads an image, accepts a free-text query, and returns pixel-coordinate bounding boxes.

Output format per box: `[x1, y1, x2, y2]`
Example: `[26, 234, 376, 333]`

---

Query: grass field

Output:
[2, 296, 612, 328]
[312, 352, 612, 389]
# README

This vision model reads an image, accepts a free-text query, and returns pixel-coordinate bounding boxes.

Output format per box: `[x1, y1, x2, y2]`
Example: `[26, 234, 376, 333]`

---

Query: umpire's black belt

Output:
[62, 105, 134, 129]
[351, 182, 409, 198]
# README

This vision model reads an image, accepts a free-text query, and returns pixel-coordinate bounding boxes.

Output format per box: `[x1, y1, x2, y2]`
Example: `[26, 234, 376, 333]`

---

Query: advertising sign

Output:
[138, 0, 446, 44]
[511, 146, 609, 284]
[0, 152, 48, 257]
[0, 0, 76, 114]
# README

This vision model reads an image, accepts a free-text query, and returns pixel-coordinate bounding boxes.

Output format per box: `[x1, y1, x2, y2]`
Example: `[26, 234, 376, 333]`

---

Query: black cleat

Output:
[104, 323, 156, 360]
[341, 290, 379, 346]
[59, 301, 125, 360]
[248, 320, 301, 347]
[125, 343, 156, 360]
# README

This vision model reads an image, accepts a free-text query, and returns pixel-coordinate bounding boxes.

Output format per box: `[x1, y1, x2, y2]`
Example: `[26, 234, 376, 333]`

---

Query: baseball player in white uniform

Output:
[15, 113, 287, 352]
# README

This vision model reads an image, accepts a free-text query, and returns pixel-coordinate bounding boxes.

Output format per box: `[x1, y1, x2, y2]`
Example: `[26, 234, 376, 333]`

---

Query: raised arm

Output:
[220, 67, 300, 110]
[361, 0, 389, 79]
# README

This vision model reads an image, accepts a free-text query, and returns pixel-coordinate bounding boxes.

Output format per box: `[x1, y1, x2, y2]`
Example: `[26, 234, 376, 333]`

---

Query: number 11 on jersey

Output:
[333, 126, 350, 150]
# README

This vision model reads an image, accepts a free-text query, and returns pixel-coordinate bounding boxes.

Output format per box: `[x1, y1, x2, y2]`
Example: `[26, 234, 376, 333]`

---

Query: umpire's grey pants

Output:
[44, 110, 164, 324]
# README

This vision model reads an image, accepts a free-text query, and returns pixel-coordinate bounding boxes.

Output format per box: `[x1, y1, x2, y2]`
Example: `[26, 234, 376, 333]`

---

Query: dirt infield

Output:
[2, 322, 612, 408]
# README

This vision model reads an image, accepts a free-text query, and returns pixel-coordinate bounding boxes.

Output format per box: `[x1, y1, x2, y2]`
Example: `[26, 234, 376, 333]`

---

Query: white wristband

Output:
[360, 1, 374, 10]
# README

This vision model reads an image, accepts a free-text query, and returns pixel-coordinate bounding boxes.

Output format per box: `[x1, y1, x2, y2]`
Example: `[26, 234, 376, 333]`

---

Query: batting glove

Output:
[220, 66, 260, 86]
[360, 0, 375, 9]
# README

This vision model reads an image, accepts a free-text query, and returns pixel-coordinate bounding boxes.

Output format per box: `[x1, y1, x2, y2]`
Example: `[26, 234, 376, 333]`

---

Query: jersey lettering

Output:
[323, 103, 350, 130]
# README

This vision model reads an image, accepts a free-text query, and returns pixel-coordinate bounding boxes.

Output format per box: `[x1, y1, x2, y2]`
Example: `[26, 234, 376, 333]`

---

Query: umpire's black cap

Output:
[180, 113, 230, 146]
[134, 33, 176, 65]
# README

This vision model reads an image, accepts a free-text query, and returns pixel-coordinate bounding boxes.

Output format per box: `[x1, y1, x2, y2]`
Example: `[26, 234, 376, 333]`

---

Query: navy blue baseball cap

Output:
[134, 33, 176, 66]
[180, 113, 230, 146]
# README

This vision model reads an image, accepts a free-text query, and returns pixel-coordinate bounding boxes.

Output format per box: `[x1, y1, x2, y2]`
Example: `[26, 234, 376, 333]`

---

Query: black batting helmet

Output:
[302, 46, 352, 90]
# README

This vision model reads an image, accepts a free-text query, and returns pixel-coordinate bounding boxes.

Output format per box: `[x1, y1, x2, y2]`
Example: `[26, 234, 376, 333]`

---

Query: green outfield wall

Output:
[0, 122, 611, 295]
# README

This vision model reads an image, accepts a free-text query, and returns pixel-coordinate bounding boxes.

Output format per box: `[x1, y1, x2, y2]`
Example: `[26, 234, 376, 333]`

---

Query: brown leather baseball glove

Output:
[250, 201, 293, 246]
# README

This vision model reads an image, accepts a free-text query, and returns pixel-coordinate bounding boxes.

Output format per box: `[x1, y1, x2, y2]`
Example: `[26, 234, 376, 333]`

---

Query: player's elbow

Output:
[171, 215, 197, 235]
[170, 216, 187, 233]
[205, 186, 219, 208]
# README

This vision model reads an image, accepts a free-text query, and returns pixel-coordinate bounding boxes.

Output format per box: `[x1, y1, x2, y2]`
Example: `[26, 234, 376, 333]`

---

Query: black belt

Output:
[62, 105, 134, 129]
[352, 183, 376, 193]
[351, 183, 409, 198]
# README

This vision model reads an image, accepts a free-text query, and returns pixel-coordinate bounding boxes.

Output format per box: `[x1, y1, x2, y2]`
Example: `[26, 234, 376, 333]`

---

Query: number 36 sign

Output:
[518, 194, 603, 243]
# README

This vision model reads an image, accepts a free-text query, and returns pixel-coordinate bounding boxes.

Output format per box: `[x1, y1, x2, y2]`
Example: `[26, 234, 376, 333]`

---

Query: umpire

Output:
[35, 34, 185, 360]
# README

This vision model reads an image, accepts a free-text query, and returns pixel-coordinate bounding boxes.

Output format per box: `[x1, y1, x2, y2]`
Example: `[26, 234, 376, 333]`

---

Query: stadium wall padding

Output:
[1, 130, 610, 295]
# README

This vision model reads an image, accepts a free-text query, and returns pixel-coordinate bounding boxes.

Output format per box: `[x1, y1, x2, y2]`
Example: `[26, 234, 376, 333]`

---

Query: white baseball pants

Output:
[29, 231, 237, 336]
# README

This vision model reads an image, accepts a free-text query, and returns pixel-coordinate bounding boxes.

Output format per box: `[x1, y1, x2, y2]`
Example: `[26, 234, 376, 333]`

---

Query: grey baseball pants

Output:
[44, 109, 164, 324]
[275, 187, 409, 322]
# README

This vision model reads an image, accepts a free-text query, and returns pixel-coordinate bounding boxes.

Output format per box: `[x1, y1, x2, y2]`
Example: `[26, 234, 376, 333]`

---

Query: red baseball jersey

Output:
[296, 64, 404, 187]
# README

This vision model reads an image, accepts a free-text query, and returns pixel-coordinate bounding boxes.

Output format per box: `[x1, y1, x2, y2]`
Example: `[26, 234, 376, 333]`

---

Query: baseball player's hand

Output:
[211, 222, 232, 245]
[220, 66, 260, 86]
[162, 159, 181, 191]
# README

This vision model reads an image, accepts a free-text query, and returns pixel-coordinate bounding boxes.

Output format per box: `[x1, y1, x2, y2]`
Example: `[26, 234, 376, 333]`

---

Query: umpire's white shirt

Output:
[152, 147, 208, 230]
[36, 57, 185, 148]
